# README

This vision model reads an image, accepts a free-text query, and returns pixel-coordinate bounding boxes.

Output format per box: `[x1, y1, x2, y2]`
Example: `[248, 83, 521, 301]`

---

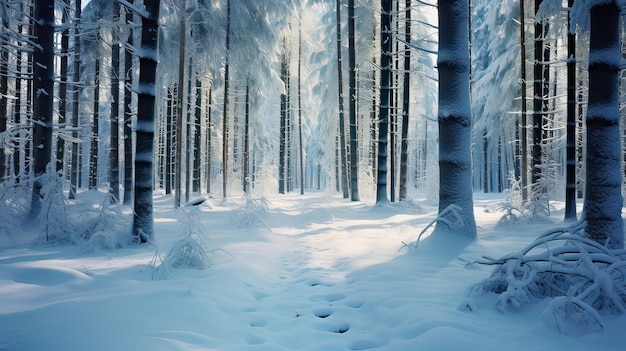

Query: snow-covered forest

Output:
[1, 0, 626, 349]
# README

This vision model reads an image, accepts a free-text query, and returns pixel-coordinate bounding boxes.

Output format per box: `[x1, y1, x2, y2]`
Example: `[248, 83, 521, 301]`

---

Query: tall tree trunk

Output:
[336, 0, 349, 199]
[399, 0, 410, 201]
[0, 4, 8, 182]
[435, 0, 476, 238]
[298, 21, 304, 196]
[193, 78, 201, 194]
[376, 0, 392, 204]
[206, 86, 212, 193]
[583, 1, 623, 249]
[564, 0, 576, 221]
[56, 0, 70, 176]
[222, 0, 231, 201]
[348, 0, 360, 201]
[531, 0, 548, 211]
[279, 42, 288, 194]
[243, 79, 250, 195]
[31, 0, 55, 216]
[185, 59, 192, 203]
[123, 0, 134, 205]
[165, 86, 174, 195]
[69, 0, 81, 200]
[90, 58, 100, 190]
[132, 0, 161, 242]
[109, 1, 121, 202]
[519, 0, 528, 202]
[175, 10, 186, 207]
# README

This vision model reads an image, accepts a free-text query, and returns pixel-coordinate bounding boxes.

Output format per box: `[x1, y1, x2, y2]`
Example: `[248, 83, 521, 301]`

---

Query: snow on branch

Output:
[460, 221, 626, 335]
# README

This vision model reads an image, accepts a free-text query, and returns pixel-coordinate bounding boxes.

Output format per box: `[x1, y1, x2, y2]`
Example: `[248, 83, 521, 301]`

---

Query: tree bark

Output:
[435, 0, 476, 238]
[376, 0, 392, 204]
[336, 0, 349, 199]
[583, 1, 623, 249]
[348, 0, 360, 201]
[123, 0, 134, 205]
[109, 1, 121, 202]
[132, 0, 161, 242]
[564, 0, 577, 221]
[399, 0, 411, 201]
[31, 0, 56, 217]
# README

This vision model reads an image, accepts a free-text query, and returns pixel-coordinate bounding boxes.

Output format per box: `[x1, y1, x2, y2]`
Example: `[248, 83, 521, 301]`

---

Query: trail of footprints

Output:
[243, 267, 373, 349]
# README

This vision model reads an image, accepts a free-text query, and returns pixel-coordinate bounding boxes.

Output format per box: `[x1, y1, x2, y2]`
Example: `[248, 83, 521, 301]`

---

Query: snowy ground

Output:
[1, 191, 625, 350]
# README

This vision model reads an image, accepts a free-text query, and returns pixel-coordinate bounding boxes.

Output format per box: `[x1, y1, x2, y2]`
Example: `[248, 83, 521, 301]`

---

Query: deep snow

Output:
[1, 191, 625, 350]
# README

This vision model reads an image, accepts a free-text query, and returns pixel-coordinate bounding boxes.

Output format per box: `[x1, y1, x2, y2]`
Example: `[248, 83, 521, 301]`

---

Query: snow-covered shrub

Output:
[36, 168, 76, 243]
[0, 181, 30, 245]
[156, 208, 226, 278]
[79, 193, 133, 251]
[230, 197, 271, 230]
[461, 221, 626, 335]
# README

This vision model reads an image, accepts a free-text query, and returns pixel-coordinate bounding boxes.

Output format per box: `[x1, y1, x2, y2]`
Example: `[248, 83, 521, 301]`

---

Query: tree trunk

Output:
[583, 1, 623, 249]
[165, 86, 174, 195]
[90, 58, 100, 190]
[123, 0, 134, 205]
[56, 0, 69, 176]
[279, 41, 288, 194]
[348, 0, 360, 201]
[435, 0, 476, 238]
[336, 0, 349, 199]
[222, 0, 231, 201]
[175, 12, 186, 207]
[69, 0, 81, 200]
[531, 0, 548, 211]
[399, 0, 411, 201]
[243, 79, 250, 195]
[193, 78, 201, 194]
[519, 0, 528, 202]
[564, 0, 576, 221]
[0, 4, 8, 182]
[298, 21, 305, 196]
[30, 0, 56, 217]
[132, 0, 161, 242]
[206, 86, 212, 193]
[109, 1, 121, 202]
[376, 0, 392, 204]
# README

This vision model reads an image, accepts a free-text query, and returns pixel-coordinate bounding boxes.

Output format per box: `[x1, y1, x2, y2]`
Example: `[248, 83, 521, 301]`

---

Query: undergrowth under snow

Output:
[1, 191, 625, 350]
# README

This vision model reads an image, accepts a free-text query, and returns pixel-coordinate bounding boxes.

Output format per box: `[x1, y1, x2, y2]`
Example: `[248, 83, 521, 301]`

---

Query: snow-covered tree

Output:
[30, 0, 56, 217]
[132, 0, 161, 242]
[434, 0, 476, 238]
[581, 0, 623, 249]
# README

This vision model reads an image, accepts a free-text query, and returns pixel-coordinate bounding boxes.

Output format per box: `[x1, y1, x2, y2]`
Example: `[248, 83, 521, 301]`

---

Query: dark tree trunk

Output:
[30, 0, 56, 216]
[193, 78, 201, 194]
[206, 87, 212, 193]
[399, 0, 411, 201]
[56, 0, 70, 175]
[532, 0, 548, 209]
[222, 0, 231, 201]
[123, 0, 134, 205]
[298, 22, 304, 195]
[519, 0, 528, 201]
[165, 86, 174, 195]
[583, 1, 623, 249]
[564, 0, 577, 221]
[109, 1, 121, 202]
[89, 58, 100, 190]
[435, 0, 476, 238]
[336, 0, 349, 199]
[279, 42, 287, 194]
[243, 79, 250, 195]
[175, 13, 186, 207]
[132, 0, 161, 242]
[0, 5, 8, 182]
[69, 0, 81, 200]
[348, 0, 360, 201]
[376, 0, 392, 204]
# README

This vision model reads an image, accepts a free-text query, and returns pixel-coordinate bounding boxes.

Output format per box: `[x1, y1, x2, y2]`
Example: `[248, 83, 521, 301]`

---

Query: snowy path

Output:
[2, 192, 626, 350]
